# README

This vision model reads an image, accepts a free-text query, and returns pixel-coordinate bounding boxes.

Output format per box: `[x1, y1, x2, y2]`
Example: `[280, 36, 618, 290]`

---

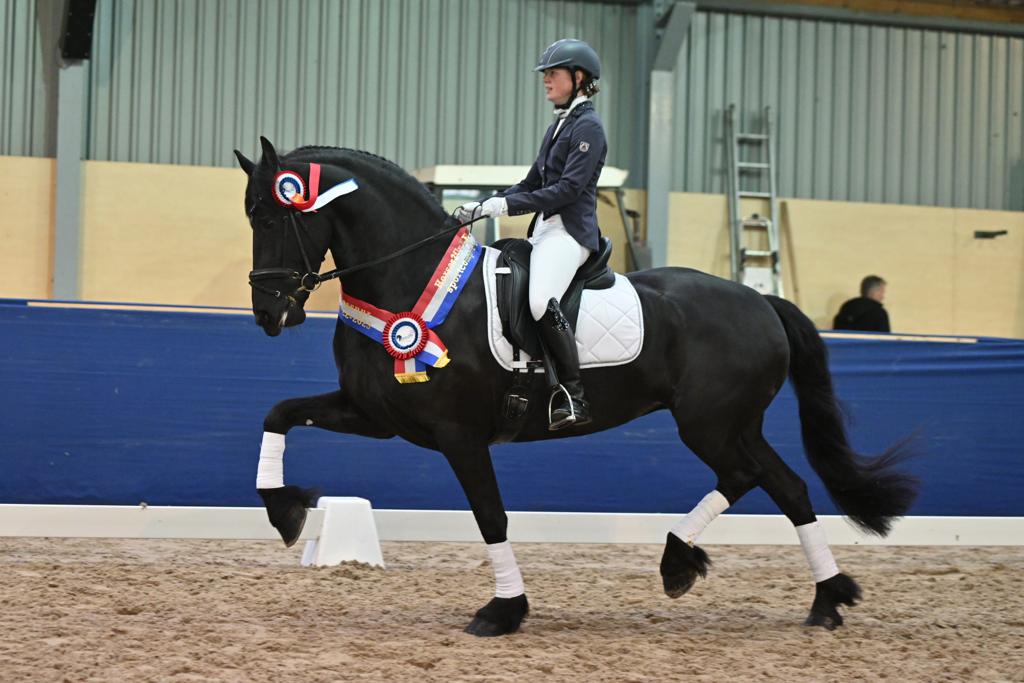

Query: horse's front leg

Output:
[438, 435, 529, 637]
[257, 390, 393, 546]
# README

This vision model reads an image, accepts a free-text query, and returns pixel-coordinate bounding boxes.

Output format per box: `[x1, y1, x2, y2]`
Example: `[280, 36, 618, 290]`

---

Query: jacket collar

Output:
[547, 99, 594, 141]
[553, 95, 590, 120]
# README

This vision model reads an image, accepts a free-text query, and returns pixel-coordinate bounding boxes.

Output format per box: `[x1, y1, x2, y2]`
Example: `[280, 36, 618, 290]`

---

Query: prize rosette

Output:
[272, 170, 306, 207]
[381, 312, 429, 361]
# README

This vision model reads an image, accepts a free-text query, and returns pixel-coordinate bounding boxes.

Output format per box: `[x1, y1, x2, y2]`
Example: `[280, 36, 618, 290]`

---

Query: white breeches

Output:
[528, 214, 591, 321]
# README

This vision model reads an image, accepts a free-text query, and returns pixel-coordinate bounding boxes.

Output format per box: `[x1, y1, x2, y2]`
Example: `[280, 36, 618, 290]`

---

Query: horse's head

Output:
[235, 138, 455, 336]
[234, 137, 347, 336]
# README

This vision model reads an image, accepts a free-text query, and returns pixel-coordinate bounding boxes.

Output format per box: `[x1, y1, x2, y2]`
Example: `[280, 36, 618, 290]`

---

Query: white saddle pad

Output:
[481, 246, 644, 372]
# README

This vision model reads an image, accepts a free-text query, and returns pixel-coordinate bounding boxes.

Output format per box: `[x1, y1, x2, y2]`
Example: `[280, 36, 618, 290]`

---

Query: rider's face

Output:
[543, 68, 579, 105]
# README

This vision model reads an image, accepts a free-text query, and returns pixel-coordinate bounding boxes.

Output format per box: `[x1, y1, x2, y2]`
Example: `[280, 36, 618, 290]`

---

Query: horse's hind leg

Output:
[660, 416, 762, 599]
[437, 434, 529, 637]
[258, 390, 394, 546]
[740, 428, 862, 629]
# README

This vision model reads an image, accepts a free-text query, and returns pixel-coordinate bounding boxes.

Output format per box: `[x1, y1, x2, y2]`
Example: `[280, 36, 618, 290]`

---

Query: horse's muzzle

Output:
[254, 309, 282, 337]
[254, 295, 308, 337]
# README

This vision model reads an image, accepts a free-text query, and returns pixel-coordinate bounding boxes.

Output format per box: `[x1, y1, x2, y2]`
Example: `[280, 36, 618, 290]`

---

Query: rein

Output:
[248, 211, 490, 300]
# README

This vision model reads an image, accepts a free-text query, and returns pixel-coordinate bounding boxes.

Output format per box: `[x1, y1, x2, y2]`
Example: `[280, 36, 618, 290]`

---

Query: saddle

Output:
[492, 235, 616, 360]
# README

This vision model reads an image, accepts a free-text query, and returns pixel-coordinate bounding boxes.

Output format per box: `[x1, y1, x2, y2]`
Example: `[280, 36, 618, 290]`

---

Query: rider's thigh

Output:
[528, 227, 590, 321]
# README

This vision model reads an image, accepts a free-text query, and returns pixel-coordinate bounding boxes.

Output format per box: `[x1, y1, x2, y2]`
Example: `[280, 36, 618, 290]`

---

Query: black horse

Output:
[234, 138, 917, 636]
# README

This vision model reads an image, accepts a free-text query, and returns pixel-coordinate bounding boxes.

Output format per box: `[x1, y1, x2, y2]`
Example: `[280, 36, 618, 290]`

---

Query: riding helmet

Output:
[535, 39, 601, 80]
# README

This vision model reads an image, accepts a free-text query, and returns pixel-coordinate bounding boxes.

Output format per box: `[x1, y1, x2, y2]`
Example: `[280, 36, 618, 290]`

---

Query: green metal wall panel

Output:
[0, 0, 49, 157]
[673, 10, 1024, 210]
[83, 0, 640, 179]
[6, 1, 1021, 211]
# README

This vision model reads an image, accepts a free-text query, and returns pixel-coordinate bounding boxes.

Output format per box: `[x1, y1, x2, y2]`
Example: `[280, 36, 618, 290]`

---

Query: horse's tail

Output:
[765, 295, 919, 536]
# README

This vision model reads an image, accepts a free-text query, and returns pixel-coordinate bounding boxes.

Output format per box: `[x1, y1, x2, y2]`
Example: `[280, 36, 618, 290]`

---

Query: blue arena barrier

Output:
[1, 299, 1022, 516]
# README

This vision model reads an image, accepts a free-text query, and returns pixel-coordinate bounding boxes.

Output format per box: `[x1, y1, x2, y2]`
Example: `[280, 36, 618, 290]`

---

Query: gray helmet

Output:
[535, 39, 601, 80]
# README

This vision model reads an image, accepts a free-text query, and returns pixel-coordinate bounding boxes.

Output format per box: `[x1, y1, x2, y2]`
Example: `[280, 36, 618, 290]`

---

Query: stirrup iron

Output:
[547, 383, 576, 429]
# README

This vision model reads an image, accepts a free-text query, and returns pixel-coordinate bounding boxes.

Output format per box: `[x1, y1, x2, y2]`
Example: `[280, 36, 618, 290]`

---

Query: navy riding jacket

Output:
[499, 100, 607, 253]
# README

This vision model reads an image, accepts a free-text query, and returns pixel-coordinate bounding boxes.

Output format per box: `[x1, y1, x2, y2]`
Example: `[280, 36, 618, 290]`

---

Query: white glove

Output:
[455, 197, 507, 223]
[479, 196, 508, 218]
[455, 201, 481, 222]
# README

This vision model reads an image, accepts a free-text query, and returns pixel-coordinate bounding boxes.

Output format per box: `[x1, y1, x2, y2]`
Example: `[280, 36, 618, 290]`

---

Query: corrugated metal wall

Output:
[3, 2, 1022, 210]
[85, 0, 639, 174]
[0, 0, 50, 157]
[674, 11, 1024, 209]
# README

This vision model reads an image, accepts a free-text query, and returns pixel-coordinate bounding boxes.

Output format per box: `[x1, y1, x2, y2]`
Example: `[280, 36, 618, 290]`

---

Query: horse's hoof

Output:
[463, 595, 529, 637]
[258, 485, 318, 547]
[663, 571, 699, 599]
[804, 573, 861, 629]
[659, 533, 711, 599]
[804, 610, 842, 630]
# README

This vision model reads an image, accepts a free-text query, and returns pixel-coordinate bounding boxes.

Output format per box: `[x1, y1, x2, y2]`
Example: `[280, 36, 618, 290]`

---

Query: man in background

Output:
[833, 275, 890, 332]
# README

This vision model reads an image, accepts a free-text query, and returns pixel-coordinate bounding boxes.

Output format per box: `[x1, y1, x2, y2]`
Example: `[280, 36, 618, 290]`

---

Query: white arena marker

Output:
[300, 497, 384, 568]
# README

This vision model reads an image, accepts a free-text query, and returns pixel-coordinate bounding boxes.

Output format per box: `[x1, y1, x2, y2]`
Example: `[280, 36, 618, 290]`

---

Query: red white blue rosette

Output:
[272, 171, 306, 207]
[381, 312, 429, 361]
[337, 227, 481, 383]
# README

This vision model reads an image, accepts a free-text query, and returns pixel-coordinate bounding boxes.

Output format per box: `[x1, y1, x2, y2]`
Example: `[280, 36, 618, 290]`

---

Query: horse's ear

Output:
[259, 136, 280, 169]
[233, 149, 255, 175]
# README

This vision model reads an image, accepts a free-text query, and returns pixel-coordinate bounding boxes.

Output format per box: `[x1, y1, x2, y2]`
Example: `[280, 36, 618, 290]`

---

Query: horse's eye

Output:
[251, 213, 279, 232]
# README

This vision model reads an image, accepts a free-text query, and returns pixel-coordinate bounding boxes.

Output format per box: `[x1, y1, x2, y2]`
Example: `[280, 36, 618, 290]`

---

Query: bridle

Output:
[247, 210, 327, 299]
[247, 206, 489, 300]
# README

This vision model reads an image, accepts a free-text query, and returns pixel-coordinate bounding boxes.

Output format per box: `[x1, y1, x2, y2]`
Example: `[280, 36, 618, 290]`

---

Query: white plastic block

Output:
[301, 497, 384, 568]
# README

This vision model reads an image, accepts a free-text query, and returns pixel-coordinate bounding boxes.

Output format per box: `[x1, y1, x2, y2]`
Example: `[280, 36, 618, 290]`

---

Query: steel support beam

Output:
[695, 0, 1024, 38]
[53, 61, 86, 299]
[645, 1, 694, 269]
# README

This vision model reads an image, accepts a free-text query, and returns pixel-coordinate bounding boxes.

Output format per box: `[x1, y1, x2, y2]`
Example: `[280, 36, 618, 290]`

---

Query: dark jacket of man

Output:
[499, 100, 607, 253]
[833, 297, 890, 332]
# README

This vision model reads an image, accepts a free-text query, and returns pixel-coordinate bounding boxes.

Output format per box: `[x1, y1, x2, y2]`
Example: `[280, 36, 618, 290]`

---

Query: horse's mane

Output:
[285, 145, 447, 218]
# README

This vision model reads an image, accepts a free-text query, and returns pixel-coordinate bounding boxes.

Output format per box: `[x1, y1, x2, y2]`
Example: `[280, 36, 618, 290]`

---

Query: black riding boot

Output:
[538, 298, 591, 431]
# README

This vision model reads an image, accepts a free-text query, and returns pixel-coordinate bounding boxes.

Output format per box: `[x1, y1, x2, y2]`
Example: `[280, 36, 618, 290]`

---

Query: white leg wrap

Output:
[670, 490, 730, 546]
[486, 541, 525, 599]
[256, 432, 286, 489]
[796, 521, 840, 583]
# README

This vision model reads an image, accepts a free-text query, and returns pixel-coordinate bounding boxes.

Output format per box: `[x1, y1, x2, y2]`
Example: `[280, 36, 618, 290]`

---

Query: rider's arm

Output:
[497, 161, 543, 197]
[503, 118, 606, 216]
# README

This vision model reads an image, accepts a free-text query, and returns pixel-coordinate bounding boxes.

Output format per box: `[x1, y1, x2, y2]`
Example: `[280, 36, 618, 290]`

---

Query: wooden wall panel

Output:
[80, 161, 252, 308]
[952, 209, 1024, 339]
[0, 156, 53, 299]
[667, 192, 733, 279]
[4, 155, 1020, 339]
[783, 199, 956, 334]
[668, 191, 1022, 338]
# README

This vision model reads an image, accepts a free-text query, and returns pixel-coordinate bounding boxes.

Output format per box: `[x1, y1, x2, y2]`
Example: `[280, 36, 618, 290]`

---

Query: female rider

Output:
[458, 38, 606, 431]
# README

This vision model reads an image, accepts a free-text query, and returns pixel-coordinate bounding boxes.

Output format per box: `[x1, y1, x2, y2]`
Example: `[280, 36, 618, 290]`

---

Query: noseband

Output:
[248, 212, 323, 299]
[248, 209, 488, 300]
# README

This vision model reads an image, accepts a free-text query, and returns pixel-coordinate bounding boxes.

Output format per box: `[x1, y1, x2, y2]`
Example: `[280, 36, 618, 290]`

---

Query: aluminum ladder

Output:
[724, 104, 783, 297]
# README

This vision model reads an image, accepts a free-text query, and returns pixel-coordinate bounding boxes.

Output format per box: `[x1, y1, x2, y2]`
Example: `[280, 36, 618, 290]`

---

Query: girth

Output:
[492, 235, 616, 360]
